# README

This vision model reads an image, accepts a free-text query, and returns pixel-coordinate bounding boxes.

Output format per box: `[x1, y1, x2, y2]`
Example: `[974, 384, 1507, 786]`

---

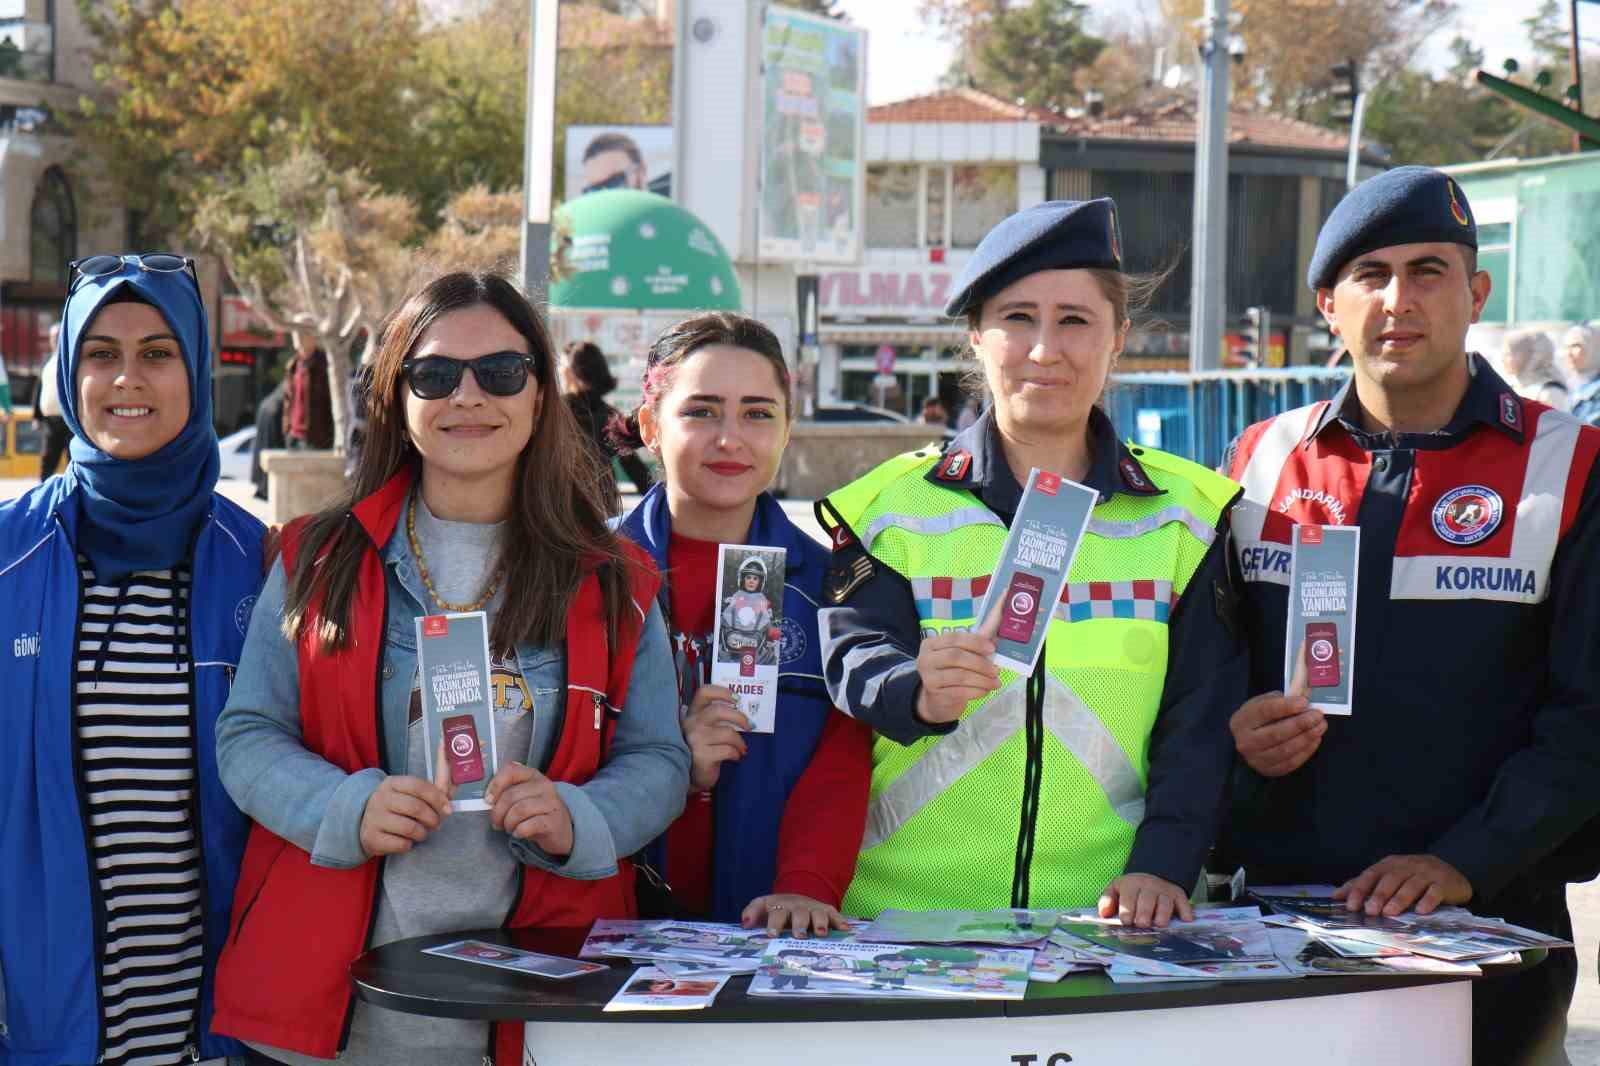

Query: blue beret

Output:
[1307, 166, 1476, 290]
[944, 198, 1123, 318]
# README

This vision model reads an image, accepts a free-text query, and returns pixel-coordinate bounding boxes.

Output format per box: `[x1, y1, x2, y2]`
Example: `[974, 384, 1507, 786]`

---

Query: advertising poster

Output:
[973, 469, 1098, 675]
[710, 545, 787, 733]
[564, 125, 674, 201]
[1284, 525, 1359, 714]
[759, 6, 865, 263]
[415, 611, 498, 811]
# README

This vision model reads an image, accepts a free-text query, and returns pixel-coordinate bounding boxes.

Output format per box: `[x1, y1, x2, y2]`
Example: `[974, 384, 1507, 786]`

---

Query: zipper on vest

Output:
[1010, 655, 1046, 909]
[593, 690, 603, 730]
[62, 516, 112, 1064]
[339, 570, 391, 1054]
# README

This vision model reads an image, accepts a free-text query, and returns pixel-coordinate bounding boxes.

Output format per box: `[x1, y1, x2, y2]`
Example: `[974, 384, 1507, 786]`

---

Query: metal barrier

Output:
[1106, 367, 1350, 470]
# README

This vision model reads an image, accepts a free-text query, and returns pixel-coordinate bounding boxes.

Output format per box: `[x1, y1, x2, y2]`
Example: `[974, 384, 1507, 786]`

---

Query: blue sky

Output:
[838, 0, 1552, 105]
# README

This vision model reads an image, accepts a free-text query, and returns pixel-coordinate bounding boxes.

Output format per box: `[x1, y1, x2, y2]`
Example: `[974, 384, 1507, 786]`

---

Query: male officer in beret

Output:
[1220, 165, 1600, 1063]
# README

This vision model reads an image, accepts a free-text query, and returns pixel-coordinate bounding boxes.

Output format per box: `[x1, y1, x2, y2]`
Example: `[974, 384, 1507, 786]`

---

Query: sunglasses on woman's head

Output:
[401, 352, 538, 400]
[68, 253, 198, 293]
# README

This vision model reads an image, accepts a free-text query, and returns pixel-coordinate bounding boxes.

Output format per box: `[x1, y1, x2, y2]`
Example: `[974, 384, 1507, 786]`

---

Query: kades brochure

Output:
[415, 611, 498, 811]
[709, 545, 787, 733]
[973, 469, 1098, 675]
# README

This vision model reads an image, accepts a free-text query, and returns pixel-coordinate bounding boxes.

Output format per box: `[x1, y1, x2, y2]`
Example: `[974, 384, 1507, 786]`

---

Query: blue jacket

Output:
[620, 487, 837, 921]
[0, 476, 263, 1065]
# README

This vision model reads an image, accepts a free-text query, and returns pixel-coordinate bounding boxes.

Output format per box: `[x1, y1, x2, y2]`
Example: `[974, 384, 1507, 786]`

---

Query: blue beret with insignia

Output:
[944, 198, 1123, 318]
[1307, 165, 1477, 290]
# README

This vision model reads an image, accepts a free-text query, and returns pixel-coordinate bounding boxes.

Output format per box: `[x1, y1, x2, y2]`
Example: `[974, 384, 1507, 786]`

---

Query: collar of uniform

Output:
[1303, 352, 1525, 447]
[922, 405, 1163, 505]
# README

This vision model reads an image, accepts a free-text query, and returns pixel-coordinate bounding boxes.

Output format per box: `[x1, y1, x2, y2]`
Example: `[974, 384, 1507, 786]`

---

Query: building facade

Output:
[817, 89, 1384, 418]
[1, 0, 126, 405]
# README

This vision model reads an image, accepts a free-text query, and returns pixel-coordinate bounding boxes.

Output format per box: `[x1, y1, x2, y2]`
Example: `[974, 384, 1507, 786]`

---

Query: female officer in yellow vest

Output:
[816, 198, 1247, 928]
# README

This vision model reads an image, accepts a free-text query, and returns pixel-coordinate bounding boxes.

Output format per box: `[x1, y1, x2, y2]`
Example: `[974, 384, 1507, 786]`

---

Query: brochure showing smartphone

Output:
[973, 469, 1097, 675]
[423, 939, 609, 980]
[415, 610, 498, 810]
[1284, 525, 1358, 714]
[708, 545, 787, 734]
[603, 966, 730, 1011]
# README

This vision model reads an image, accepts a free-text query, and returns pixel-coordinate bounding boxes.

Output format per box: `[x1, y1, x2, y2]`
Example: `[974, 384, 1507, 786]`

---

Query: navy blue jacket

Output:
[620, 486, 838, 921]
[0, 477, 262, 1065]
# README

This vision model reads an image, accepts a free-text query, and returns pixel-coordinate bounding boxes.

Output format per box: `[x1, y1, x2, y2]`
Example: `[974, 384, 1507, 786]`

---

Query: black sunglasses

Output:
[581, 168, 637, 195]
[69, 253, 198, 292]
[401, 351, 539, 400]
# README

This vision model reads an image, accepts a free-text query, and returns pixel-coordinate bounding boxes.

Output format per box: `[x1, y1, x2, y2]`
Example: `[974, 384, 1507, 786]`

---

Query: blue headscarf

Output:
[57, 262, 221, 584]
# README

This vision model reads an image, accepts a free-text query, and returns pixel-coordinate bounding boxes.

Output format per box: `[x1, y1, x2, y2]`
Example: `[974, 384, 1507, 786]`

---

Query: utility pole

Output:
[1330, 58, 1365, 190]
[1188, 0, 1230, 372]
[520, 1, 560, 296]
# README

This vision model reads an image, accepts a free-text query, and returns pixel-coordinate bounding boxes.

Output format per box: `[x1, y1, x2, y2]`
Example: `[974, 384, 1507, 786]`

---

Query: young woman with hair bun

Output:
[613, 311, 872, 936]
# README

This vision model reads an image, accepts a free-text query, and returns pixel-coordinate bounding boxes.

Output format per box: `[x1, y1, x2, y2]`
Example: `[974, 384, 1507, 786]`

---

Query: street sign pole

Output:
[521, 0, 560, 297]
[1188, 0, 1230, 372]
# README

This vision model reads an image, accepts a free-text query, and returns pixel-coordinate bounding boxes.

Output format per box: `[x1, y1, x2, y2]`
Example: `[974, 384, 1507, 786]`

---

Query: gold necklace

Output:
[406, 493, 503, 613]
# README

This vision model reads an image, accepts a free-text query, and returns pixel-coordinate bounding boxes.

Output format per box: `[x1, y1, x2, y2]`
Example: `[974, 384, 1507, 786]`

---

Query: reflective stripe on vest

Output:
[861, 506, 1003, 552]
[1390, 407, 1580, 604]
[1090, 506, 1219, 547]
[862, 675, 1146, 850]
[1232, 403, 1323, 587]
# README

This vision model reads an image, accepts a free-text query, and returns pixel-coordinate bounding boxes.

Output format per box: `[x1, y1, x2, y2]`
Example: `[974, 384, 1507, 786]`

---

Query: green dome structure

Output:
[550, 189, 743, 311]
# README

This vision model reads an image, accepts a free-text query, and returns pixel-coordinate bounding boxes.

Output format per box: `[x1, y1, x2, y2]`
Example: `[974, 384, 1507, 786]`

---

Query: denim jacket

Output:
[216, 521, 689, 880]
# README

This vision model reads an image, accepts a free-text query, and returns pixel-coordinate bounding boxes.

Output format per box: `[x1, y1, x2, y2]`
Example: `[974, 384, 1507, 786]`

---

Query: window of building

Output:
[866, 163, 1018, 249]
[865, 164, 919, 248]
[30, 166, 75, 286]
[952, 166, 1018, 248]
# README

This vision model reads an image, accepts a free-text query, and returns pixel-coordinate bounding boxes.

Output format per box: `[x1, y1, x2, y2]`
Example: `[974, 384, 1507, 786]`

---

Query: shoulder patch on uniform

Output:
[935, 450, 972, 481]
[1120, 456, 1153, 492]
[824, 555, 875, 605]
[830, 524, 855, 551]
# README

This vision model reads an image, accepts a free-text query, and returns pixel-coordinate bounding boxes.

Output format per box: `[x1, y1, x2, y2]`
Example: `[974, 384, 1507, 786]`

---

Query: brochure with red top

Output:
[415, 610, 498, 811]
[1284, 524, 1359, 715]
[973, 468, 1098, 675]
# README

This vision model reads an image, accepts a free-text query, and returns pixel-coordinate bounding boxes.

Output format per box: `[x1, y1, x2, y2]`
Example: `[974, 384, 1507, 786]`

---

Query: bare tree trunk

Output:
[322, 334, 353, 454]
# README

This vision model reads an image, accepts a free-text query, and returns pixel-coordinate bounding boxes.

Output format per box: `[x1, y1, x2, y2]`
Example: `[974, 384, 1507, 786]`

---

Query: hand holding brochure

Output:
[709, 545, 787, 733]
[415, 611, 497, 811]
[973, 469, 1098, 675]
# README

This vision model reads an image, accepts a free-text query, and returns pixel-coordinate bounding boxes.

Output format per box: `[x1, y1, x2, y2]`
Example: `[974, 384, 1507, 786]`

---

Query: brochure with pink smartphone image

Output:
[415, 610, 499, 810]
[1284, 525, 1359, 715]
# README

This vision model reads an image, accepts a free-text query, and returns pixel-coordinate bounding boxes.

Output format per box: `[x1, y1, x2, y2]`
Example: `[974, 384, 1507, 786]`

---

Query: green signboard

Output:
[550, 189, 742, 311]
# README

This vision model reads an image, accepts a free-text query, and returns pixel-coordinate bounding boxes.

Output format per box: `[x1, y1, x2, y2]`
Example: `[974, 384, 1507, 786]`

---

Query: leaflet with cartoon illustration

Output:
[747, 938, 1034, 1000]
[1266, 927, 1483, 978]
[972, 469, 1098, 675]
[1284, 524, 1359, 714]
[602, 966, 730, 1012]
[861, 908, 1057, 947]
[415, 611, 498, 811]
[422, 940, 608, 980]
[709, 545, 787, 733]
[1053, 918, 1275, 973]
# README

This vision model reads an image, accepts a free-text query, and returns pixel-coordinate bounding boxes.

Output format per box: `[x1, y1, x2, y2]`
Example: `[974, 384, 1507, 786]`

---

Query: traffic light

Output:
[1330, 58, 1360, 125]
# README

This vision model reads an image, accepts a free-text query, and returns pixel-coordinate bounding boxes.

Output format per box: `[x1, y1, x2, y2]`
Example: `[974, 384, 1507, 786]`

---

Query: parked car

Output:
[807, 402, 909, 425]
[217, 425, 256, 481]
[0, 406, 46, 479]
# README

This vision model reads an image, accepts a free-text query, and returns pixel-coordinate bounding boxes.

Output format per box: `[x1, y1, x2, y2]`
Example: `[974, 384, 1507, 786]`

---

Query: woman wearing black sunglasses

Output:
[209, 272, 688, 1065]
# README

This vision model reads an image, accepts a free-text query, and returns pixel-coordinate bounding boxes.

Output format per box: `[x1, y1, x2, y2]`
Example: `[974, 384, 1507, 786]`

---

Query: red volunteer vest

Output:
[212, 469, 660, 1062]
[1229, 397, 1600, 606]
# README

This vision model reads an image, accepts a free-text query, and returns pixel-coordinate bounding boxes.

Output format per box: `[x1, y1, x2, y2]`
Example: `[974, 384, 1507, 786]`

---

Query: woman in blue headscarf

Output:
[0, 254, 265, 1066]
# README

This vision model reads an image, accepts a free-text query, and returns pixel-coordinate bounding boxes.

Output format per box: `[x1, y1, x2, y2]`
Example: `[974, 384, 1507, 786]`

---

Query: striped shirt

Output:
[75, 562, 204, 1066]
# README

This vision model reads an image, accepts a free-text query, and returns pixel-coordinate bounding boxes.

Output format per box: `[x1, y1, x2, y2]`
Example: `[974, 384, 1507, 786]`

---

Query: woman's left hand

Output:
[485, 761, 574, 858]
[741, 893, 850, 938]
[1097, 873, 1194, 928]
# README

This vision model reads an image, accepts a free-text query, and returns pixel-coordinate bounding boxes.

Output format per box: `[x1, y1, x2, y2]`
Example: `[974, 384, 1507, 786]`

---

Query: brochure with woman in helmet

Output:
[711, 545, 786, 732]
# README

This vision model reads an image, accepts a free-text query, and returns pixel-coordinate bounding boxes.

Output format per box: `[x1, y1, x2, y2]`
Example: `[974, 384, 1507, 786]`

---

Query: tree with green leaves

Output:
[972, 0, 1104, 112]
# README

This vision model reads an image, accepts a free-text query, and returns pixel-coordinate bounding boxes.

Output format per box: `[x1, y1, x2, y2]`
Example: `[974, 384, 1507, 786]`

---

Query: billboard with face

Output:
[564, 125, 675, 202]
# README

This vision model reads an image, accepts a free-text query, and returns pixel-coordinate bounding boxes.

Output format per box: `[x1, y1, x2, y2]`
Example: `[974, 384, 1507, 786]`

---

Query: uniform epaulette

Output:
[1128, 443, 1242, 512]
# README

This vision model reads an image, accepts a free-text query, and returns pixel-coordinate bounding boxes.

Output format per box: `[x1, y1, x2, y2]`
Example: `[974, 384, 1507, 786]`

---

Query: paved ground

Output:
[3, 474, 1597, 1061]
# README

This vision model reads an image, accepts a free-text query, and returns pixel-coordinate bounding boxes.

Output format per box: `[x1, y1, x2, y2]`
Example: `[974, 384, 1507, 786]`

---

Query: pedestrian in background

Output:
[563, 340, 655, 494]
[280, 332, 333, 449]
[1501, 327, 1570, 411]
[1562, 323, 1600, 427]
[35, 320, 71, 480]
[920, 396, 948, 426]
[1222, 166, 1600, 1065]
[818, 198, 1246, 926]
[613, 312, 872, 935]
[248, 379, 286, 501]
[0, 253, 265, 1066]
[211, 272, 687, 1066]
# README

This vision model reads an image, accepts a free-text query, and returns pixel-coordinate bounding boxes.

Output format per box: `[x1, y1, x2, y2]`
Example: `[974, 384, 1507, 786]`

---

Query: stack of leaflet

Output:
[1051, 907, 1295, 984]
[860, 908, 1098, 983]
[1251, 887, 1572, 976]
[579, 919, 778, 979]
